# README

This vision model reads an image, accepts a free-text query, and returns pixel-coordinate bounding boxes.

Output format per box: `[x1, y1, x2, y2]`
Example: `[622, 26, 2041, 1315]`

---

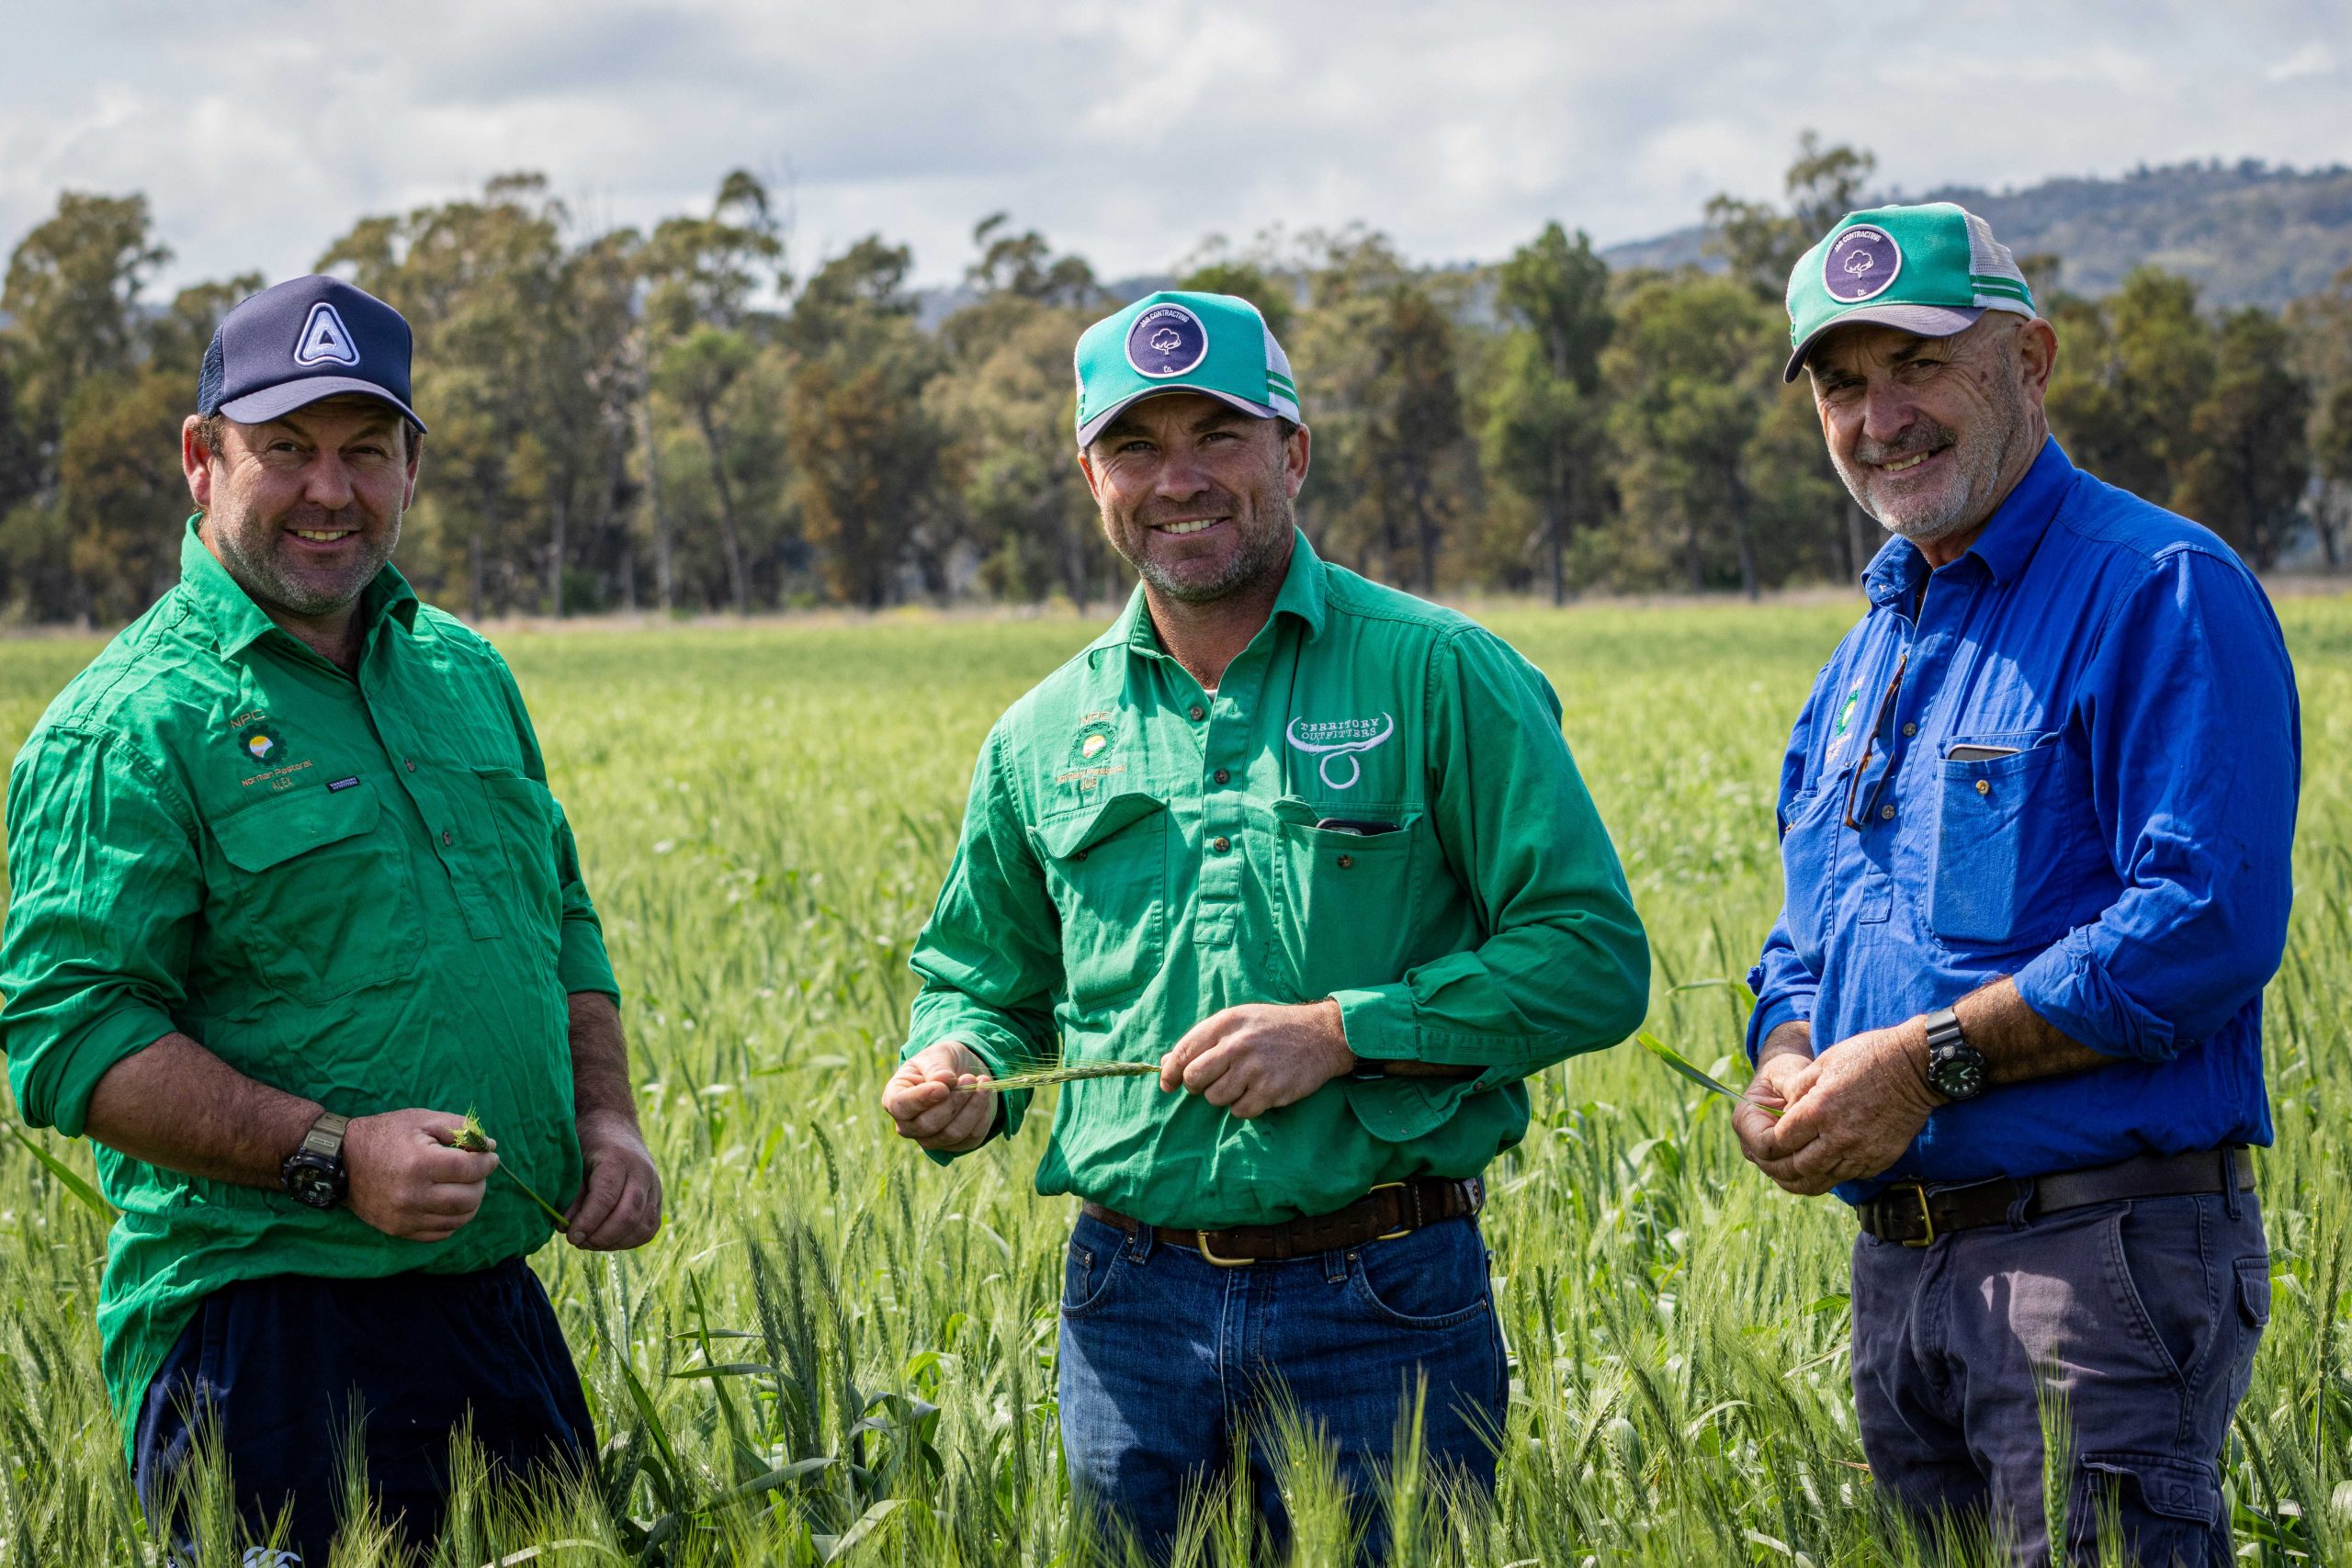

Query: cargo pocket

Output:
[1031, 791, 1168, 1010]
[1929, 733, 2075, 949]
[1269, 796, 1426, 1000]
[2069, 1452, 2221, 1563]
[478, 768, 565, 956]
[2237, 1257, 2272, 1329]
[207, 781, 422, 1003]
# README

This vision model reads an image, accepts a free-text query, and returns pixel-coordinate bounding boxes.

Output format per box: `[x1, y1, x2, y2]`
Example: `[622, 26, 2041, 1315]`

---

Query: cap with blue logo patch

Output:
[1782, 202, 2036, 382]
[1073, 290, 1299, 447]
[198, 275, 427, 433]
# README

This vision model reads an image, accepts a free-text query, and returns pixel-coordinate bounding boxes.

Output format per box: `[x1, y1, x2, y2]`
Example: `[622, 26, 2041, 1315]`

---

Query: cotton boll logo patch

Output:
[1825, 225, 1902, 303]
[1286, 714, 1395, 791]
[1125, 304, 1209, 378]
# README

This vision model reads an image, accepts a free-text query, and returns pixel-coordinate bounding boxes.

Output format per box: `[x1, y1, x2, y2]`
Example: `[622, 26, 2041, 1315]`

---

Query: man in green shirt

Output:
[883, 290, 1648, 1555]
[0, 275, 661, 1564]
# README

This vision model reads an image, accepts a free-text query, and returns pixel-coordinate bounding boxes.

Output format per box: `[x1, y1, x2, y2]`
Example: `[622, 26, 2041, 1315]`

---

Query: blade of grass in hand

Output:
[1637, 1032, 1781, 1117]
[452, 1111, 571, 1231]
[955, 1060, 1159, 1094]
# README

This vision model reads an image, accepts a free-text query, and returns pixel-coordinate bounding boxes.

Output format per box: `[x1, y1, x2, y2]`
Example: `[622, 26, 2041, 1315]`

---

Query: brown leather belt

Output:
[1082, 1175, 1483, 1266]
[1857, 1146, 2256, 1247]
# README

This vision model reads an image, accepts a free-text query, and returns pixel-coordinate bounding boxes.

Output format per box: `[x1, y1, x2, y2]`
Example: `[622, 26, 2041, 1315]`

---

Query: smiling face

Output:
[1806, 312, 2055, 549]
[185, 395, 421, 622]
[1078, 392, 1310, 605]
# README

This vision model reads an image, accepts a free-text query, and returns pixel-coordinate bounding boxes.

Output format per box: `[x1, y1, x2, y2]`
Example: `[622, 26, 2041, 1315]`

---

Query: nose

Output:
[300, 451, 356, 512]
[1859, 377, 1917, 449]
[1152, 444, 1212, 502]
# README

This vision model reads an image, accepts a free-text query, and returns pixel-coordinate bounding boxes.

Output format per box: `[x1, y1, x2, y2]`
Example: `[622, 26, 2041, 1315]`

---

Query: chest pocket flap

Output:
[212, 781, 382, 871]
[1030, 790, 1169, 1011]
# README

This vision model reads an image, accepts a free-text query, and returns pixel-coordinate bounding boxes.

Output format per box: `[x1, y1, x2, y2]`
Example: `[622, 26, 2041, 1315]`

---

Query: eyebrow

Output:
[1096, 408, 1250, 446]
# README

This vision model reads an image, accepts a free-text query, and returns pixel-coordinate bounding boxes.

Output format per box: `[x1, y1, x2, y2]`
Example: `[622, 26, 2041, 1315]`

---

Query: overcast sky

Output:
[6, 0, 2349, 298]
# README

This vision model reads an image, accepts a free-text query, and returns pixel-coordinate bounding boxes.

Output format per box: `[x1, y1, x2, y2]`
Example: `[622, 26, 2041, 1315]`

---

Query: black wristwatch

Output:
[279, 1111, 351, 1209]
[1923, 1008, 1985, 1102]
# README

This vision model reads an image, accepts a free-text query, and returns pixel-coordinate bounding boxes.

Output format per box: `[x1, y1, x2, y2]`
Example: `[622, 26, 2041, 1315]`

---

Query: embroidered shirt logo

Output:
[1286, 713, 1395, 791]
[242, 725, 283, 761]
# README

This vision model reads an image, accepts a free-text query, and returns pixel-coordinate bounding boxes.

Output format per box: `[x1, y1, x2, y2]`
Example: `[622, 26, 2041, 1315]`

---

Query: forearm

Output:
[568, 991, 639, 1129]
[1757, 1019, 1813, 1068]
[82, 1032, 322, 1188]
[1951, 976, 2108, 1086]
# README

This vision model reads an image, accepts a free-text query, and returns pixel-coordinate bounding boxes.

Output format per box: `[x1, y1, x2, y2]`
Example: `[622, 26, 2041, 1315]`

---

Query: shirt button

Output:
[1337, 854, 1354, 870]
[1188, 705, 1206, 722]
[404, 758, 417, 773]
[442, 829, 454, 845]
[1211, 836, 1231, 852]
[1880, 804, 1896, 821]
[1902, 723, 1917, 737]
[1976, 779, 1992, 795]
[1213, 768, 1230, 785]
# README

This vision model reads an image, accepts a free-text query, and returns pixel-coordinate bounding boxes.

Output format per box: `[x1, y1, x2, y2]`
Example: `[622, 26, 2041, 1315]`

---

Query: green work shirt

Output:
[0, 519, 618, 1460]
[905, 532, 1648, 1228]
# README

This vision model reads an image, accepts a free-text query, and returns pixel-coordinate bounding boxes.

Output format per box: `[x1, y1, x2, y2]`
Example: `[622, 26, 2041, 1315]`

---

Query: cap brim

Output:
[219, 377, 428, 434]
[1783, 304, 1984, 383]
[1077, 385, 1281, 448]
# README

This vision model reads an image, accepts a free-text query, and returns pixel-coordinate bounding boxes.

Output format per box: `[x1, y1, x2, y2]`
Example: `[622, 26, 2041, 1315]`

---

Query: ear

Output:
[2015, 317, 2058, 406]
[1282, 423, 1311, 500]
[1076, 448, 1104, 502]
[183, 416, 217, 512]
[401, 428, 425, 510]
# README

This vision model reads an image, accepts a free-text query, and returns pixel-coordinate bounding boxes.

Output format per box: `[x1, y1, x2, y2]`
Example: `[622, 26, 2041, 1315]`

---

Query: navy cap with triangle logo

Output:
[198, 275, 426, 433]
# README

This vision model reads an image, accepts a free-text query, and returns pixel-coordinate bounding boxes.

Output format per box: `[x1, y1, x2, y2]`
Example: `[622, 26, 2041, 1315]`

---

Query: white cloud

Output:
[5, 0, 2349, 300]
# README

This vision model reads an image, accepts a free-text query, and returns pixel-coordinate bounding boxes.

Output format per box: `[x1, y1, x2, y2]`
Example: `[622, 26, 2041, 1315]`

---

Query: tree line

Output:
[1, 140, 2345, 626]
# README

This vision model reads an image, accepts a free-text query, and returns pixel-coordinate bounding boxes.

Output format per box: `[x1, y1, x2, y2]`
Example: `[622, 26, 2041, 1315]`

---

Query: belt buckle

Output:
[1900, 1183, 1937, 1248]
[1195, 1230, 1254, 1268]
[1371, 1180, 1412, 1241]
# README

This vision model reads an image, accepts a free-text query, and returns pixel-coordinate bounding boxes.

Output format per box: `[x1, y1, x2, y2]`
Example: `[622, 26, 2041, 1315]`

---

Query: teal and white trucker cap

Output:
[1783, 202, 2037, 382]
[1074, 289, 1300, 446]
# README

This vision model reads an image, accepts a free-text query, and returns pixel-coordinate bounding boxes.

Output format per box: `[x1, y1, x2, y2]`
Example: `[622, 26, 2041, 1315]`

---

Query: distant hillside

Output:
[1601, 160, 2352, 309]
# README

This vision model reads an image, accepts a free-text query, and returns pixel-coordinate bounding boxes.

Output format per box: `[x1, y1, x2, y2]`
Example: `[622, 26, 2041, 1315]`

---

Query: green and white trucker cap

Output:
[1074, 289, 1300, 446]
[1783, 202, 2036, 382]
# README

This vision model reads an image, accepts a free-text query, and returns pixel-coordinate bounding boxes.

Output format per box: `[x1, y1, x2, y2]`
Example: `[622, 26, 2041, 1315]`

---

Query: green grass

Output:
[0, 594, 2347, 1564]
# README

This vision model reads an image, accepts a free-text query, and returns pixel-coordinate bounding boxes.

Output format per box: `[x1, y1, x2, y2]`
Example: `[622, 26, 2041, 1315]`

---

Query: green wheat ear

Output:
[955, 1060, 1160, 1094]
[452, 1109, 571, 1230]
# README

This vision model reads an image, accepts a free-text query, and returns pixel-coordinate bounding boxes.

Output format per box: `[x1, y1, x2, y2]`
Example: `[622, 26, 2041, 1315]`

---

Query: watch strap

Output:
[300, 1111, 350, 1162]
[1923, 1007, 1965, 1053]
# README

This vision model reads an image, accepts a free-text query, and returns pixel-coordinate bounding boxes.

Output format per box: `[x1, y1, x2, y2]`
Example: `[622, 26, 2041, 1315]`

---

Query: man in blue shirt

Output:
[1739, 204, 2298, 1566]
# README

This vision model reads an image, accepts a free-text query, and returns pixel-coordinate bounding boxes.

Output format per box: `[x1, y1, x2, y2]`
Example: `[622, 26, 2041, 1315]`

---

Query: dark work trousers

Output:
[132, 1258, 595, 1565]
[1851, 1187, 2268, 1566]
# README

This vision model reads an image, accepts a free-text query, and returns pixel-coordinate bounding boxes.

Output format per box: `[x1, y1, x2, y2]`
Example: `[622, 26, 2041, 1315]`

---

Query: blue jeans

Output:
[1057, 1209, 1507, 1561]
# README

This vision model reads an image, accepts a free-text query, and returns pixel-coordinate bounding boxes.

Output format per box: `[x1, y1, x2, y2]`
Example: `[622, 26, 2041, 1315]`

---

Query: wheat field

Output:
[1, 595, 2346, 1565]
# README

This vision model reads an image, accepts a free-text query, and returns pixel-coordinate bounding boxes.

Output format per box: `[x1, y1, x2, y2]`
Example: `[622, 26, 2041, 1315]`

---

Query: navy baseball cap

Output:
[198, 275, 426, 433]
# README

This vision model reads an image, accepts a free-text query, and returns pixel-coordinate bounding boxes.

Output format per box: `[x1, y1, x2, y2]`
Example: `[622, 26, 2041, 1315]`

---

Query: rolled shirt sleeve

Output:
[1330, 628, 1650, 1077]
[2013, 548, 2300, 1061]
[1, 728, 200, 1135]
[904, 725, 1064, 1152]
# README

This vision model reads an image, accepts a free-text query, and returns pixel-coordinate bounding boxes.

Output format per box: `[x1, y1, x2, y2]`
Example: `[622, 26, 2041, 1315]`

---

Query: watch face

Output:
[1931, 1054, 1985, 1100]
[286, 1159, 341, 1209]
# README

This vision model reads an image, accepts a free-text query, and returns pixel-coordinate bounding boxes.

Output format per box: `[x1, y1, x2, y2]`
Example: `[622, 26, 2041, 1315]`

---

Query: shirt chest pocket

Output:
[1776, 769, 1850, 976]
[206, 781, 424, 1005]
[1268, 796, 1429, 1000]
[1031, 792, 1169, 1012]
[476, 769, 564, 956]
[1929, 733, 2081, 950]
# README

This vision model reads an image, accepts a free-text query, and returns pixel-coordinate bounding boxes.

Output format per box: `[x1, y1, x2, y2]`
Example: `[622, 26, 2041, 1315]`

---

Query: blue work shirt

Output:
[1747, 439, 2299, 1200]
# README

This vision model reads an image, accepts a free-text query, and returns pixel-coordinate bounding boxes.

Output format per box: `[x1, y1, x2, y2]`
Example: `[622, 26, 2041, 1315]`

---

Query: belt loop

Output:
[2006, 1179, 2035, 1229]
[1128, 1221, 1155, 1265]
[2222, 1146, 2242, 1221]
[1324, 1247, 1347, 1285]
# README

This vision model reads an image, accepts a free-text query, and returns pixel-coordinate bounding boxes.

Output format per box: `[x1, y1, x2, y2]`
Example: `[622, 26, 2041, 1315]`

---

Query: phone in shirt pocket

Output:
[1930, 731, 2078, 949]
[1268, 795, 1427, 999]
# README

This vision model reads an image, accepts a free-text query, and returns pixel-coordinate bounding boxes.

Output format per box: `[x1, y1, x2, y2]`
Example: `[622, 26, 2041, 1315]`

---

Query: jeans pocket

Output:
[2109, 1197, 2216, 1388]
[1347, 1223, 1491, 1331]
[1060, 1238, 1123, 1319]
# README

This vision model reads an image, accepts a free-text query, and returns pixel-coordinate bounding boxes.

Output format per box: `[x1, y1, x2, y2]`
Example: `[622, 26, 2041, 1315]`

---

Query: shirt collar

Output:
[1091, 528, 1329, 663]
[177, 513, 421, 659]
[1862, 437, 2075, 613]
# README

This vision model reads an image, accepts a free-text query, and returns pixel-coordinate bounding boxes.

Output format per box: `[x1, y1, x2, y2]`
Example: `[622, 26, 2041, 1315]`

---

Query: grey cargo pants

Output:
[1851, 1186, 2268, 1566]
